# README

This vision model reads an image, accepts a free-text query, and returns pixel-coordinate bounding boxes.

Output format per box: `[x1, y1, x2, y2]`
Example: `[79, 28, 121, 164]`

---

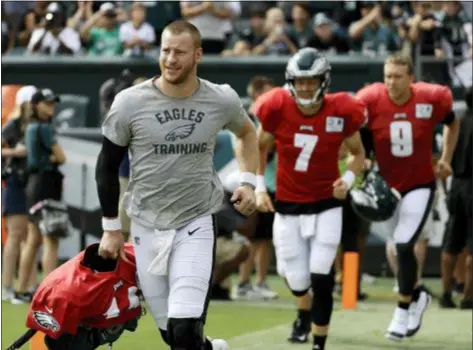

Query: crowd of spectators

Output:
[1, 1, 472, 59]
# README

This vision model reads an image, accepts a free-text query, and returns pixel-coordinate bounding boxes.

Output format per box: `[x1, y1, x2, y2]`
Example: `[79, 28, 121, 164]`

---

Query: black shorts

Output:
[442, 179, 473, 255]
[341, 193, 371, 252]
[253, 192, 275, 241]
[26, 170, 63, 221]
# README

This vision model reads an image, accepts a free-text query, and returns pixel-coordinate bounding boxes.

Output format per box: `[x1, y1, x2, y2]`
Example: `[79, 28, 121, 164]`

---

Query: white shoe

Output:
[386, 307, 408, 341]
[406, 290, 431, 337]
[393, 282, 399, 293]
[211, 339, 230, 350]
[254, 281, 278, 300]
[2, 287, 14, 301]
[233, 282, 264, 301]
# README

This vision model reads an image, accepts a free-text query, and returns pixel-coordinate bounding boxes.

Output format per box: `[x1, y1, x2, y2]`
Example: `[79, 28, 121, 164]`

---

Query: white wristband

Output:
[255, 175, 267, 193]
[102, 217, 121, 232]
[342, 170, 356, 189]
[240, 172, 256, 190]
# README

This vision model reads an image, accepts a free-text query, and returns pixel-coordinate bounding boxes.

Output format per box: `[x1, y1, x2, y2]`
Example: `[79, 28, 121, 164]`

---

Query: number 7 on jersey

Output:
[294, 133, 318, 172]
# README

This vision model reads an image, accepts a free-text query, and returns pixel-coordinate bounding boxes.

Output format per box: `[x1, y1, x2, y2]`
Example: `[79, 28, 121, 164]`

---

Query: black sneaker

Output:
[439, 293, 456, 309]
[460, 299, 473, 310]
[210, 285, 231, 301]
[11, 291, 33, 304]
[288, 318, 310, 343]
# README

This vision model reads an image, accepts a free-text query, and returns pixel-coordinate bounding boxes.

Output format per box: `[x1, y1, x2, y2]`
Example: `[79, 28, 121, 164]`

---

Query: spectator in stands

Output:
[405, 2, 442, 56]
[80, 2, 123, 56]
[135, 1, 181, 47]
[306, 13, 350, 54]
[17, 1, 51, 47]
[13, 88, 67, 304]
[119, 3, 156, 57]
[434, 1, 472, 59]
[348, 2, 400, 56]
[67, 0, 95, 32]
[222, 1, 242, 44]
[333, 1, 362, 34]
[26, 6, 81, 56]
[221, 5, 266, 57]
[440, 86, 473, 310]
[252, 7, 298, 56]
[286, 3, 313, 49]
[2, 3, 15, 54]
[1, 86, 36, 302]
[180, 1, 240, 54]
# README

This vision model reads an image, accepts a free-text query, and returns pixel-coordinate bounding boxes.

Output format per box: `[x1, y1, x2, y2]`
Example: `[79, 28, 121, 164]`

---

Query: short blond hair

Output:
[385, 52, 414, 75]
[163, 20, 202, 49]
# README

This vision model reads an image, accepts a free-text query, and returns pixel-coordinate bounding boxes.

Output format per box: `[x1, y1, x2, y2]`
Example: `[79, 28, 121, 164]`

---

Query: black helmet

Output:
[285, 48, 331, 107]
[350, 171, 401, 222]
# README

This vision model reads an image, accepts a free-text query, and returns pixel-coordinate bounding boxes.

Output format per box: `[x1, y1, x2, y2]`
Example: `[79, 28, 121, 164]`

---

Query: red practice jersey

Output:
[253, 87, 366, 203]
[356, 82, 453, 193]
[26, 244, 141, 339]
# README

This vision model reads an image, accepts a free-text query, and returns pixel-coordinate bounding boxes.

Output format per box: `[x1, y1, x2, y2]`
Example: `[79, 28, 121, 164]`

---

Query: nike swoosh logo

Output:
[188, 227, 200, 236]
[45, 306, 53, 313]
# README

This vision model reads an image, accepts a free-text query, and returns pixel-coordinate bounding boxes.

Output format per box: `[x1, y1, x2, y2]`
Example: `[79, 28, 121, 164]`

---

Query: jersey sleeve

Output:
[251, 89, 283, 134]
[222, 85, 251, 134]
[432, 85, 453, 124]
[101, 90, 133, 147]
[342, 94, 368, 137]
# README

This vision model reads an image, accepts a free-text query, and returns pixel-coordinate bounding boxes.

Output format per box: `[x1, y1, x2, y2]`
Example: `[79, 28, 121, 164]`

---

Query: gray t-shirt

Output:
[102, 78, 249, 230]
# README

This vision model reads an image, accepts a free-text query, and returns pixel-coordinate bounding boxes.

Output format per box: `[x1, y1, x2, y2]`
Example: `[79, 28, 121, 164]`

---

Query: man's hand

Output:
[256, 191, 275, 213]
[231, 185, 256, 216]
[98, 230, 129, 262]
[333, 178, 349, 200]
[435, 159, 453, 179]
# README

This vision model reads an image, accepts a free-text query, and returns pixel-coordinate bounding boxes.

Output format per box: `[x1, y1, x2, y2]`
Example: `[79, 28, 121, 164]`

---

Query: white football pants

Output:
[273, 207, 342, 292]
[131, 215, 215, 330]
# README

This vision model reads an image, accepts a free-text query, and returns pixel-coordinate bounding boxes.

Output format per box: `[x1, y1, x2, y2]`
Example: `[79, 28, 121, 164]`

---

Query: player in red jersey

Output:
[254, 48, 366, 350]
[24, 243, 142, 349]
[356, 53, 459, 341]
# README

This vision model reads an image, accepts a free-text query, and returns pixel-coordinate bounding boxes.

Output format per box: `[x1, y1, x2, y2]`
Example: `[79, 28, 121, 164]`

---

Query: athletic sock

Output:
[313, 335, 327, 350]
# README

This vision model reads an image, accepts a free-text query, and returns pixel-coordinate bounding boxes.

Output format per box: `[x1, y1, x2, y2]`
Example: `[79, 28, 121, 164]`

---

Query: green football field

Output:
[2, 277, 472, 350]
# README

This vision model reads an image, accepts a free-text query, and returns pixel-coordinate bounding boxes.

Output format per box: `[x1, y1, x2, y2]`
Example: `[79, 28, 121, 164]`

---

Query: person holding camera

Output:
[348, 1, 400, 56]
[80, 2, 124, 56]
[1, 86, 36, 302]
[26, 5, 81, 56]
[12, 88, 67, 304]
[252, 7, 298, 56]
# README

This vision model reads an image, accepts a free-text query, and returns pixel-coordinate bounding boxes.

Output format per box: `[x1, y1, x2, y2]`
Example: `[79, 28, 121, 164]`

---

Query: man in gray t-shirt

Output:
[95, 20, 258, 349]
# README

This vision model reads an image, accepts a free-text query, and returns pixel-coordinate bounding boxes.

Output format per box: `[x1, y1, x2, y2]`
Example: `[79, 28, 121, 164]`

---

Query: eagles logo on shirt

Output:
[165, 123, 196, 142]
[33, 311, 60, 332]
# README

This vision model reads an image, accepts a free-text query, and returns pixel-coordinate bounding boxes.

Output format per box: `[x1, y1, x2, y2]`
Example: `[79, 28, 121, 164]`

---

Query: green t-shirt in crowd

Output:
[88, 27, 122, 56]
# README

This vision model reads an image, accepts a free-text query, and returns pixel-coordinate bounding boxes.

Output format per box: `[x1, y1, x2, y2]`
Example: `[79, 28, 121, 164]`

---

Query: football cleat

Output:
[386, 307, 408, 341]
[288, 318, 310, 343]
[406, 290, 431, 337]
